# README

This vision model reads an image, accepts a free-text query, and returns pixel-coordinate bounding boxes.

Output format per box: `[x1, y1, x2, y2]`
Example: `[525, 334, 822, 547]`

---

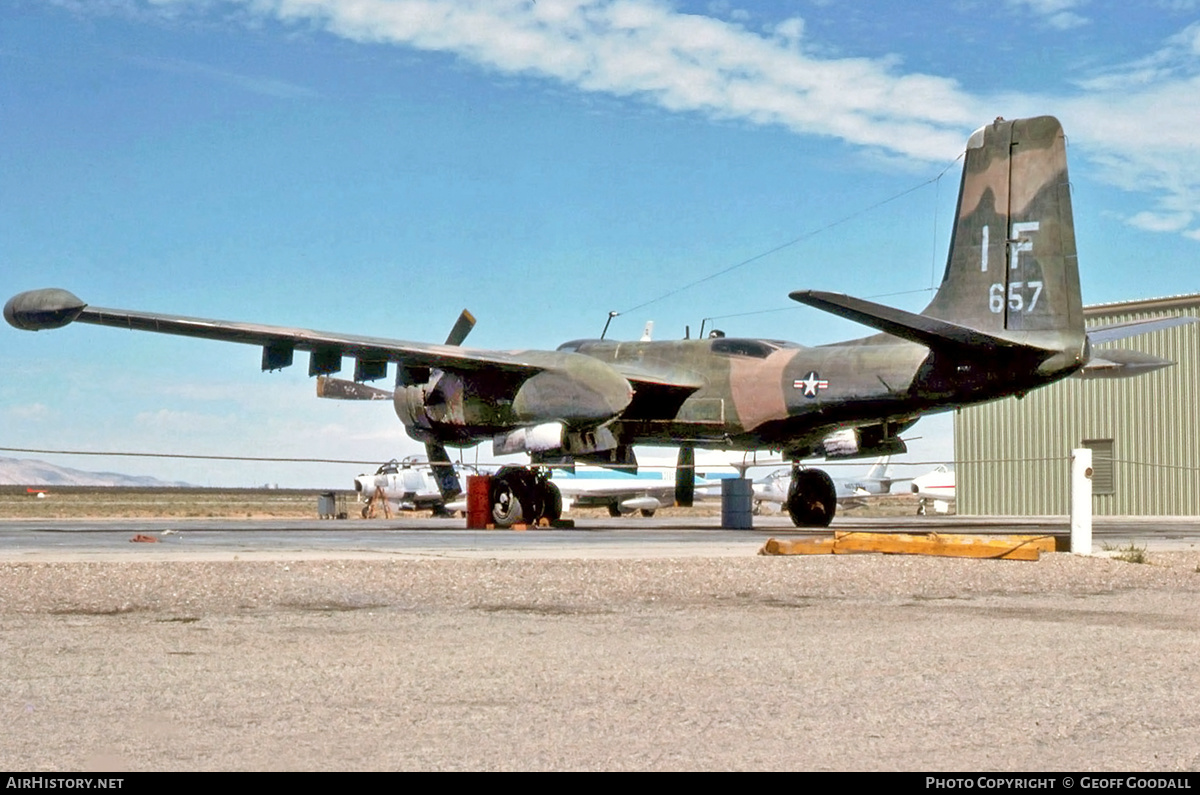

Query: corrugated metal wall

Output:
[956, 295, 1200, 515]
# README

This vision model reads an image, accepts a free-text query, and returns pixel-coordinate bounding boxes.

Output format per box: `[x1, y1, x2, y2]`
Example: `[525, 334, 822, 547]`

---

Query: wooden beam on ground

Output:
[759, 537, 836, 556]
[759, 532, 1056, 560]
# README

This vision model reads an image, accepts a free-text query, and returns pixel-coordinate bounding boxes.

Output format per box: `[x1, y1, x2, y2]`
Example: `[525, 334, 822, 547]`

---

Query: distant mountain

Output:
[0, 457, 195, 487]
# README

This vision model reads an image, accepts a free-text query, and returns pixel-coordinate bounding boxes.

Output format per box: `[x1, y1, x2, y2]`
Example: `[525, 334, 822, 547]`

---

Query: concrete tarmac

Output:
[3, 515, 1200, 771]
[3, 513, 1200, 560]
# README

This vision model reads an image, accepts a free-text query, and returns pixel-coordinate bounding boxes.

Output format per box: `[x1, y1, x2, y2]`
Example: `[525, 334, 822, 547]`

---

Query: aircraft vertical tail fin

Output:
[863, 456, 890, 482]
[921, 116, 1083, 347]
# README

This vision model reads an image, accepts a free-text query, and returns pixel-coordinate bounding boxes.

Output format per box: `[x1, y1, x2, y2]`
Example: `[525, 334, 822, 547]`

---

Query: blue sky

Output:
[3, 0, 1199, 487]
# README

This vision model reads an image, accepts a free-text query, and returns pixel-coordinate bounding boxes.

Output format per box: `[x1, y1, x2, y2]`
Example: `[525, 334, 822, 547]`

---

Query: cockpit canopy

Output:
[556, 337, 798, 358]
[709, 338, 797, 358]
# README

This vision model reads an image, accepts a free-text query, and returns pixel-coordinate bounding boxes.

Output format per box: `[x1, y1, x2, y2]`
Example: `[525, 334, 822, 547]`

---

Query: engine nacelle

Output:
[394, 359, 632, 448]
[394, 370, 517, 444]
[511, 362, 631, 423]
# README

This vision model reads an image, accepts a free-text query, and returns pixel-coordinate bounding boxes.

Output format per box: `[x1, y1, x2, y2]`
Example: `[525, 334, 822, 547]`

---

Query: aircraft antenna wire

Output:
[18, 446, 1193, 481]
[930, 168, 943, 291]
[700, 287, 938, 324]
[617, 154, 964, 319]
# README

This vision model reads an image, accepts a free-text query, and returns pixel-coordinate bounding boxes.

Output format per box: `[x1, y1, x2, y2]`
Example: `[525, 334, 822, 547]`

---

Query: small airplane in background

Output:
[911, 464, 956, 515]
[354, 452, 726, 519]
[549, 467, 675, 516]
[750, 457, 901, 514]
[354, 456, 481, 517]
[548, 463, 729, 517]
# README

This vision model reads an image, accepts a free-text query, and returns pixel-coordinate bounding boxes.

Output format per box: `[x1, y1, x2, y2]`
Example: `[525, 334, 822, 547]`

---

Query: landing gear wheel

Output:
[786, 468, 837, 527]
[542, 483, 562, 523]
[607, 503, 622, 518]
[490, 466, 561, 527]
[640, 508, 656, 518]
[490, 471, 532, 528]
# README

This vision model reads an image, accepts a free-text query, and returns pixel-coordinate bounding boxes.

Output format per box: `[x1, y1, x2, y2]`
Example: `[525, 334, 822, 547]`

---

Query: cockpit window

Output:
[710, 338, 787, 358]
[556, 339, 591, 352]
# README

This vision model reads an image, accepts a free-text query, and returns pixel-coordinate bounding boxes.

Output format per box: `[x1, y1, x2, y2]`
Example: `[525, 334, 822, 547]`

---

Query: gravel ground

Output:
[4, 552, 1200, 771]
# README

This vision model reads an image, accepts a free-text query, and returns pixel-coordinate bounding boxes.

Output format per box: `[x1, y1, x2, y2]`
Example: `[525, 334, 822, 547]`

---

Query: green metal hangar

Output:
[955, 293, 1200, 516]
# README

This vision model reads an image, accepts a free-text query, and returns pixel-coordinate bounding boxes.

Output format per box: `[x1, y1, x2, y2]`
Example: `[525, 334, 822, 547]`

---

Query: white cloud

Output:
[1007, 0, 1090, 29]
[1126, 211, 1194, 233]
[1076, 21, 1200, 91]
[248, 1, 1200, 240]
[46, 1, 1200, 241]
[249, 0, 979, 161]
[1061, 23, 1200, 236]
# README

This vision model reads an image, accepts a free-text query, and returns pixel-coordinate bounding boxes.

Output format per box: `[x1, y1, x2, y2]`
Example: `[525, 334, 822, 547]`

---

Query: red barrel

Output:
[466, 475, 492, 529]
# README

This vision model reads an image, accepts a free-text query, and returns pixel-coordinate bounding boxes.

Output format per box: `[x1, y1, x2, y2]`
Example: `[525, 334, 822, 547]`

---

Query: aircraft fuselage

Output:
[391, 329, 1081, 461]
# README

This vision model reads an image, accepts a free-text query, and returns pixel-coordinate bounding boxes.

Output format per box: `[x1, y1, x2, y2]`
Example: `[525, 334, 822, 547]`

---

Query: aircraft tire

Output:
[542, 483, 562, 523]
[517, 469, 544, 522]
[490, 471, 533, 527]
[786, 469, 837, 528]
[607, 503, 622, 518]
[640, 508, 656, 518]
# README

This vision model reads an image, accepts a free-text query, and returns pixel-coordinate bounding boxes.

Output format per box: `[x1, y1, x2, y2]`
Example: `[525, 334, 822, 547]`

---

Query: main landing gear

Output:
[786, 467, 837, 527]
[489, 466, 562, 528]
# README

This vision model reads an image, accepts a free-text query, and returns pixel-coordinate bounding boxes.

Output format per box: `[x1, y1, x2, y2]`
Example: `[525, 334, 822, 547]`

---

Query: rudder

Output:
[922, 116, 1083, 343]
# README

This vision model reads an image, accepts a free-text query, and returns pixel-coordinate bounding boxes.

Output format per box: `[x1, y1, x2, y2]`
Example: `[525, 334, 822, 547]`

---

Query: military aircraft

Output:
[354, 455, 709, 519]
[547, 467, 678, 517]
[3, 116, 1177, 528]
[353, 456, 480, 518]
[548, 462, 731, 517]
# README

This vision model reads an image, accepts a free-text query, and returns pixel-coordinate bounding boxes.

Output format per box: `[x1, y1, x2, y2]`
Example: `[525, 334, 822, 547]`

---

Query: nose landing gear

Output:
[786, 467, 837, 527]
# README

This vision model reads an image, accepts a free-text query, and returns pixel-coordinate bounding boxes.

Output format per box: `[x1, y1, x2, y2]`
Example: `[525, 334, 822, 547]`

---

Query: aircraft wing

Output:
[5, 288, 546, 378]
[604, 361, 705, 391]
[599, 362, 704, 420]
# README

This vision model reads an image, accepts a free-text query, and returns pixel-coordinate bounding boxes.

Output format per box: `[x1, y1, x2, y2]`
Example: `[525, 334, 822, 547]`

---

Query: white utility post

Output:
[1070, 447, 1093, 555]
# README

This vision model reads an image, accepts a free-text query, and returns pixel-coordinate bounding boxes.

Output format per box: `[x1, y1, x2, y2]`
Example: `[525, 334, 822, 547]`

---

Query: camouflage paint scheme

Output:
[6, 117, 1105, 523]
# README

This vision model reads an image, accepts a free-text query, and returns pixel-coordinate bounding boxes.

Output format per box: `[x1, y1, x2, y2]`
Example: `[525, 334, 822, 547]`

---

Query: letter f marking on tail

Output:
[1009, 222, 1039, 270]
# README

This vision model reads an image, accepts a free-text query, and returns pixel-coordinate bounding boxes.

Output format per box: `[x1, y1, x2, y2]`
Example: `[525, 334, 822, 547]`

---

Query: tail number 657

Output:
[989, 281, 1043, 314]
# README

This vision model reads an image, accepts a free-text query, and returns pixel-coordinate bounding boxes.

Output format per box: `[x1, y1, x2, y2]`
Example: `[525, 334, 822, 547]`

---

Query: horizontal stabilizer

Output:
[1088, 316, 1197, 345]
[1074, 348, 1174, 380]
[1077, 316, 1195, 379]
[790, 290, 1052, 355]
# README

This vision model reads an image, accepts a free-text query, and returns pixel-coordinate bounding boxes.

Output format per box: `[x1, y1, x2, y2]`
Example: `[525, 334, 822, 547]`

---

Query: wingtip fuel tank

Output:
[3, 289, 87, 331]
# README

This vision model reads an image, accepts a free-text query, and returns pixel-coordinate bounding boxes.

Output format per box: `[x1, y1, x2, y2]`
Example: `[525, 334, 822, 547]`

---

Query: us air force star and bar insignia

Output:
[794, 371, 829, 398]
